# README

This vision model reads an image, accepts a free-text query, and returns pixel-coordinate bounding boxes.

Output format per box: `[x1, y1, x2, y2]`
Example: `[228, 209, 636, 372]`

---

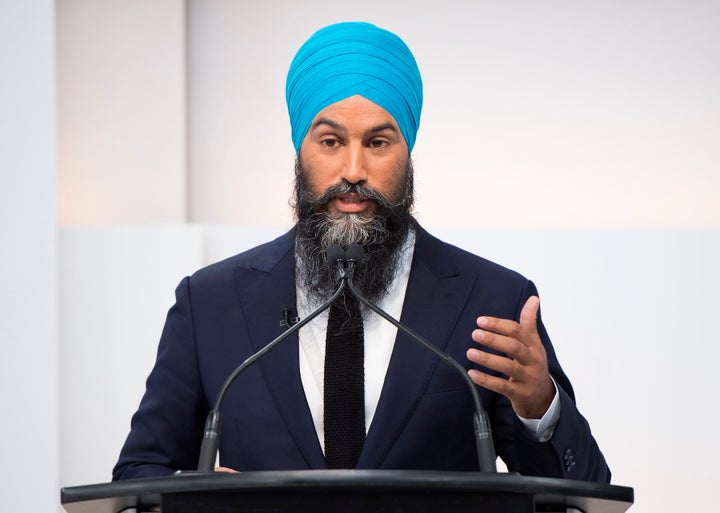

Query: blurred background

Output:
[1, 1, 718, 511]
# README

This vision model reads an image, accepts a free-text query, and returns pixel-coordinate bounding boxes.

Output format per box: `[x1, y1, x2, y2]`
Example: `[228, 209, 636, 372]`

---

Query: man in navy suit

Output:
[113, 22, 609, 482]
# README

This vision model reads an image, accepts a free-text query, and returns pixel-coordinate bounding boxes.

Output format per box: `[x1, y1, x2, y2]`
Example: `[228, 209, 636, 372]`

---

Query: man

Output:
[113, 22, 609, 482]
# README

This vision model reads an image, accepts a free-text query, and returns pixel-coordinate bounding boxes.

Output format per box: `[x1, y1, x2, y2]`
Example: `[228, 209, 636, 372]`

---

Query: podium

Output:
[61, 470, 633, 513]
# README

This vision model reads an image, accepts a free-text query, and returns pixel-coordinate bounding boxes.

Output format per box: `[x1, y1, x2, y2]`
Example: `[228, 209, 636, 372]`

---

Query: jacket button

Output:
[563, 448, 576, 472]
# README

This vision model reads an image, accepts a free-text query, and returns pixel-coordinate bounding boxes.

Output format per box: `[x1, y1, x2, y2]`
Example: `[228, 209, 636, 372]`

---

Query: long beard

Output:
[293, 158, 415, 307]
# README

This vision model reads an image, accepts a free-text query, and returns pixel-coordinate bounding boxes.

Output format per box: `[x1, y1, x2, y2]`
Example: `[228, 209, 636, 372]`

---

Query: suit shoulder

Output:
[449, 241, 526, 283]
[188, 229, 294, 286]
[415, 226, 528, 286]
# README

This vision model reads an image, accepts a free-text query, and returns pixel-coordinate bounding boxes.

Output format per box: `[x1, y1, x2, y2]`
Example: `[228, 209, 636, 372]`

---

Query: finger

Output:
[476, 315, 521, 339]
[471, 328, 532, 364]
[214, 466, 239, 473]
[467, 368, 515, 397]
[476, 296, 541, 337]
[519, 296, 540, 336]
[466, 348, 526, 380]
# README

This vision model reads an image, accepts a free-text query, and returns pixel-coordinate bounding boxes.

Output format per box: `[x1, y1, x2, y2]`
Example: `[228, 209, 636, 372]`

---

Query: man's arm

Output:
[468, 283, 610, 482]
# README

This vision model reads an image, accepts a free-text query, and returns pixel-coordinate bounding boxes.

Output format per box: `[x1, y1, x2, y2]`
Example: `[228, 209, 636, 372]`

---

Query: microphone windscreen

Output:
[326, 244, 346, 268]
[346, 243, 365, 263]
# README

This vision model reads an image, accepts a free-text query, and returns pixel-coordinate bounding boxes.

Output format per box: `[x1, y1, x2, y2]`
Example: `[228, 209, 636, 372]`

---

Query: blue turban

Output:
[286, 22, 423, 152]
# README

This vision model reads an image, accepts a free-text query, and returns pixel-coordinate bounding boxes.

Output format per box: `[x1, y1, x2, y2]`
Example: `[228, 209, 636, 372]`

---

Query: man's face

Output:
[298, 94, 410, 217]
[293, 95, 414, 304]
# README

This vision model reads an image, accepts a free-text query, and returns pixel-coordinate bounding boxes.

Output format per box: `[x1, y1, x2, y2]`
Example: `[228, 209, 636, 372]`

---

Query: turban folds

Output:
[286, 22, 423, 152]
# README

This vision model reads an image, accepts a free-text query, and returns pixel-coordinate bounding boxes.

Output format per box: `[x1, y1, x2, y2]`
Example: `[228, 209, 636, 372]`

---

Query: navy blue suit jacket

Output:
[113, 224, 609, 482]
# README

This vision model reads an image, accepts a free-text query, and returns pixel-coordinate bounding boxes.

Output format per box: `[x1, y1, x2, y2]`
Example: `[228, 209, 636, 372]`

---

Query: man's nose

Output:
[339, 143, 368, 184]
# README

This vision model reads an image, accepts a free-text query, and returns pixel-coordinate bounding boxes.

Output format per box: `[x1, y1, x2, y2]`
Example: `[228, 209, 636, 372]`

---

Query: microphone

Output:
[344, 243, 364, 278]
[341, 244, 497, 473]
[326, 243, 347, 280]
[195, 244, 348, 472]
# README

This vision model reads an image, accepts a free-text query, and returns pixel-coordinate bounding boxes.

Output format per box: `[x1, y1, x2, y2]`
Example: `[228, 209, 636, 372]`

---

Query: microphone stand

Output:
[344, 254, 497, 473]
[193, 244, 496, 473]
[195, 256, 349, 472]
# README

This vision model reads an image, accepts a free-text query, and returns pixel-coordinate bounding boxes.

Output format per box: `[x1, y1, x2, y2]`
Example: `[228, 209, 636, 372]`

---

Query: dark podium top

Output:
[61, 470, 633, 513]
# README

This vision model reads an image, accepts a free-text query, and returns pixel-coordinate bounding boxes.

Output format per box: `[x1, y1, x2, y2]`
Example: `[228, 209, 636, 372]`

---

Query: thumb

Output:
[519, 296, 540, 334]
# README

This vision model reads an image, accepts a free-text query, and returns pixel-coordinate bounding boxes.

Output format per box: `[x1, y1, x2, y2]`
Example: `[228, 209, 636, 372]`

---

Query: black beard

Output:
[293, 157, 415, 307]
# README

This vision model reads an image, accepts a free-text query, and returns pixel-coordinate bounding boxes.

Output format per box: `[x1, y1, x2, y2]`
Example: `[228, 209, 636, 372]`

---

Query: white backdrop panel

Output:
[57, 0, 187, 224]
[187, 1, 720, 228]
[0, 1, 58, 511]
[59, 226, 204, 486]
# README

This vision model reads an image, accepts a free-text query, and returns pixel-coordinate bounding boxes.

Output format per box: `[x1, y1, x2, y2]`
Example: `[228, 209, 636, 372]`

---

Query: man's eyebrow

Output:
[310, 119, 398, 134]
[311, 118, 343, 131]
[368, 122, 398, 134]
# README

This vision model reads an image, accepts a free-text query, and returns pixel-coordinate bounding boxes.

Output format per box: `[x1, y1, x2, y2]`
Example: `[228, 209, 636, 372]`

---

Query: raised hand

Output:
[466, 296, 555, 419]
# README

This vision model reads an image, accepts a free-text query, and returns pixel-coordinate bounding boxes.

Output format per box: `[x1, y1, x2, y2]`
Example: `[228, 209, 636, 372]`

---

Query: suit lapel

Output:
[233, 230, 326, 469]
[359, 227, 476, 468]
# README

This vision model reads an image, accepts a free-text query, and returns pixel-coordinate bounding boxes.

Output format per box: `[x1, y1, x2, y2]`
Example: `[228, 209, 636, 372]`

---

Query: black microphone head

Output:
[326, 244, 346, 269]
[345, 243, 365, 263]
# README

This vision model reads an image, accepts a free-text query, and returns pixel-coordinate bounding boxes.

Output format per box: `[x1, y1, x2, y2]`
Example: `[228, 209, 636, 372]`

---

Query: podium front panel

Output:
[163, 488, 534, 513]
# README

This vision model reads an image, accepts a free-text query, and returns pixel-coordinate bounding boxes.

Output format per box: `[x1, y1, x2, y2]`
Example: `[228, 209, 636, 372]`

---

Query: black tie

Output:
[324, 290, 365, 468]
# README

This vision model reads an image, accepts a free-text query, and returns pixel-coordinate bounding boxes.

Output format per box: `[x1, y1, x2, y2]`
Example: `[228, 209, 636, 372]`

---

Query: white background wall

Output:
[1, 1, 718, 512]
[0, 1, 58, 513]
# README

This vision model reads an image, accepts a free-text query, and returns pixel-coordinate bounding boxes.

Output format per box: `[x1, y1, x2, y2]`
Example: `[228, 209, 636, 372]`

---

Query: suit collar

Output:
[410, 220, 461, 278]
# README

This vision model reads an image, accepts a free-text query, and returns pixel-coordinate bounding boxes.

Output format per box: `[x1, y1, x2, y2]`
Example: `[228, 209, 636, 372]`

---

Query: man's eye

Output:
[369, 139, 388, 148]
[322, 138, 339, 148]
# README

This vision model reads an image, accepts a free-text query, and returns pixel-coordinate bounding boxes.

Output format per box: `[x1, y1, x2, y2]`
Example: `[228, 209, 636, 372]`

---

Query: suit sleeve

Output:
[496, 280, 611, 483]
[112, 277, 210, 480]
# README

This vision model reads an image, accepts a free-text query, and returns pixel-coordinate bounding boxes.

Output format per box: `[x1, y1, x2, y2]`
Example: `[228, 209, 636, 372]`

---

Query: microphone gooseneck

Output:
[195, 242, 496, 474]
[342, 244, 497, 473]
[195, 245, 348, 472]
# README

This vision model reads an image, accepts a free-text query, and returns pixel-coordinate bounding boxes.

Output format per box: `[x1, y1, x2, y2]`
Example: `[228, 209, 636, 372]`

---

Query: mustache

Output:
[306, 180, 400, 212]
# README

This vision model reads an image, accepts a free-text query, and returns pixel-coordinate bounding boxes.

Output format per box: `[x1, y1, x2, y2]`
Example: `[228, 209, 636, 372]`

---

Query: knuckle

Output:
[497, 377, 511, 396]
[510, 339, 524, 356]
[511, 360, 525, 380]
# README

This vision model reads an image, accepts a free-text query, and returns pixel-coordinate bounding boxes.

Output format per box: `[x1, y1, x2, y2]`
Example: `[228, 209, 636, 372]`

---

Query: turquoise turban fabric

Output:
[286, 22, 423, 152]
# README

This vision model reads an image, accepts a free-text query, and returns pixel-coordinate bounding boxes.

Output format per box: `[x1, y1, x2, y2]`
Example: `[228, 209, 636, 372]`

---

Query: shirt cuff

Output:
[516, 376, 561, 442]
